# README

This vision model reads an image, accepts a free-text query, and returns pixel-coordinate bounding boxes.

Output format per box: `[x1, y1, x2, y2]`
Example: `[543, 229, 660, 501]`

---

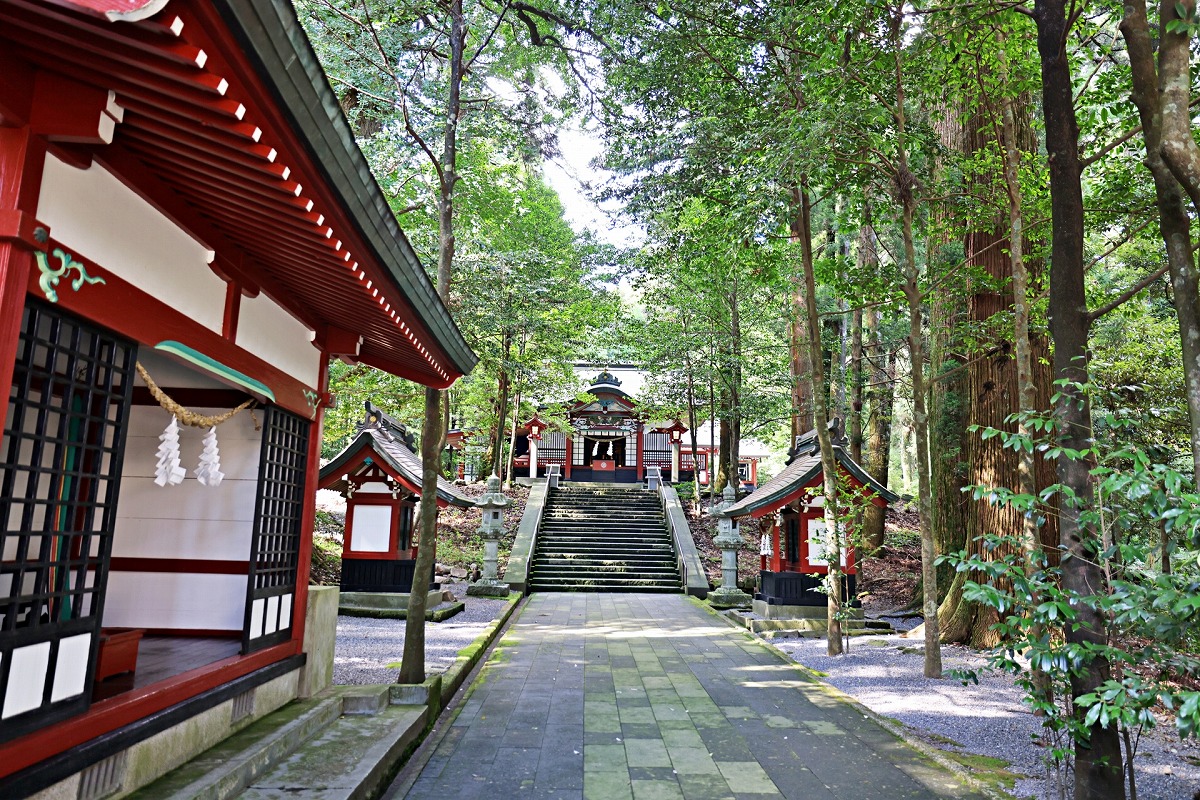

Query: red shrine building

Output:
[511, 369, 765, 486]
[318, 402, 473, 594]
[0, 0, 475, 795]
[719, 426, 899, 608]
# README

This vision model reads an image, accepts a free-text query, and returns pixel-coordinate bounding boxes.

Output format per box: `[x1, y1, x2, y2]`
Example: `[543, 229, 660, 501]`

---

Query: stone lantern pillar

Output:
[467, 474, 512, 598]
[709, 483, 751, 609]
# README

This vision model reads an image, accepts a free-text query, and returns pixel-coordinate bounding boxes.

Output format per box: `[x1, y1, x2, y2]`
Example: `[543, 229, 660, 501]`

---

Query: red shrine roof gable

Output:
[4, 0, 477, 388]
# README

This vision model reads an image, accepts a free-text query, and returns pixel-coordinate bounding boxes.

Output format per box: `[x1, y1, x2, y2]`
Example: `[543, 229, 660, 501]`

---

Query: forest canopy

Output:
[297, 1, 1200, 796]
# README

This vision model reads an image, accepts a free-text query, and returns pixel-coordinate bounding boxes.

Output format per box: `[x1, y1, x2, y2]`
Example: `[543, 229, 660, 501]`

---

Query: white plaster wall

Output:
[237, 292, 321, 386]
[36, 155, 225, 334]
[106, 396, 262, 630]
[103, 573, 248, 630]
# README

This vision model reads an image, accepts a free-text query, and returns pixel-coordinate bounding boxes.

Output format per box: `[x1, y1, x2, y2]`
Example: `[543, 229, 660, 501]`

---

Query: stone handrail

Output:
[501, 478, 549, 594]
[660, 484, 709, 598]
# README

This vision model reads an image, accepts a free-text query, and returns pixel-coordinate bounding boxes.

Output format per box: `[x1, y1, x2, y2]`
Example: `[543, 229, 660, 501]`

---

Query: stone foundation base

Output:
[466, 582, 511, 598]
[339, 590, 443, 615]
[751, 599, 864, 621]
[708, 588, 752, 609]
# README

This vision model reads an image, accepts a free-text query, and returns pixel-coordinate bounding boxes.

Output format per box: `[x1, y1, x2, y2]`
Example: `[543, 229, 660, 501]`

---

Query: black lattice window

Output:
[243, 406, 309, 653]
[0, 299, 134, 743]
[399, 503, 414, 552]
[643, 432, 670, 468]
[539, 431, 566, 465]
[785, 517, 800, 565]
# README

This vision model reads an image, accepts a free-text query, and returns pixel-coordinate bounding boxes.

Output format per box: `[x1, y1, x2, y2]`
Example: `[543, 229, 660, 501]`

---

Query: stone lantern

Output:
[467, 474, 512, 597]
[709, 483, 751, 609]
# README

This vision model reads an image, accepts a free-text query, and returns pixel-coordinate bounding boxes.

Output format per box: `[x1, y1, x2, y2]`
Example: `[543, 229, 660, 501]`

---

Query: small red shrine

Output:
[719, 424, 899, 608]
[319, 402, 473, 593]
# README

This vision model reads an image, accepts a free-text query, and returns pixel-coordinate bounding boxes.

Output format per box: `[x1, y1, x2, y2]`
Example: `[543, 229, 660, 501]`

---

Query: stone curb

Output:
[382, 595, 527, 799]
[694, 598, 1010, 800]
[336, 601, 465, 622]
[434, 593, 522, 706]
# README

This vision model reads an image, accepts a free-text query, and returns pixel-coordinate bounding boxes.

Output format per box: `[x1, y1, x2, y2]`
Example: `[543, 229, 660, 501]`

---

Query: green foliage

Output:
[945, 388, 1200, 772]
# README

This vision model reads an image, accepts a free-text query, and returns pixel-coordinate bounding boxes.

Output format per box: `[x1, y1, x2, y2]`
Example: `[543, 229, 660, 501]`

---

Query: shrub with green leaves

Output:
[942, 385, 1200, 789]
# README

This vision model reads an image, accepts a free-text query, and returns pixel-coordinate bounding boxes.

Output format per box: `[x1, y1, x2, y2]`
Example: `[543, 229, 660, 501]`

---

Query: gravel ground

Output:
[765, 613, 1200, 800]
[333, 583, 511, 685]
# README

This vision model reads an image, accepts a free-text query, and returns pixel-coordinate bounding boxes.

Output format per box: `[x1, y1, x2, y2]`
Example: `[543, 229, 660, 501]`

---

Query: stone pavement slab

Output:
[399, 594, 989, 800]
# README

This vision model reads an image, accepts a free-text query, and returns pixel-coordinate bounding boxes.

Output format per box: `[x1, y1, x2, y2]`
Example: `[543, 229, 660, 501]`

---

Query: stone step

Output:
[532, 568, 680, 581]
[237, 703, 427, 799]
[533, 559, 679, 570]
[537, 529, 671, 539]
[532, 484, 682, 594]
[124, 686, 426, 800]
[529, 581, 682, 593]
[535, 544, 675, 556]
[124, 694, 345, 800]
[542, 508, 663, 516]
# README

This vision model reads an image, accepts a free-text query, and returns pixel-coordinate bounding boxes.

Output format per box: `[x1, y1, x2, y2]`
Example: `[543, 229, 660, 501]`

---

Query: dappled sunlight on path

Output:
[399, 593, 989, 800]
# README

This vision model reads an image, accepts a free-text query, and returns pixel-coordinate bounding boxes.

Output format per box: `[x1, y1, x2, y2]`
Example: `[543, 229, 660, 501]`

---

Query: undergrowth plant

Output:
[941, 382, 1200, 800]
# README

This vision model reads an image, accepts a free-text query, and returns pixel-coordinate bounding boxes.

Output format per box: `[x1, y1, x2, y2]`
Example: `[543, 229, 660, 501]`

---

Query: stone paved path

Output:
[401, 594, 988, 800]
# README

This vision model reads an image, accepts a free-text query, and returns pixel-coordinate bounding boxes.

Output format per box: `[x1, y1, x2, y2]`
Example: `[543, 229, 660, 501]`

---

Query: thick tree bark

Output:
[927, 101, 969, 605]
[1035, 0, 1124, 794]
[1120, 0, 1200, 487]
[863, 306, 894, 553]
[790, 186, 815, 441]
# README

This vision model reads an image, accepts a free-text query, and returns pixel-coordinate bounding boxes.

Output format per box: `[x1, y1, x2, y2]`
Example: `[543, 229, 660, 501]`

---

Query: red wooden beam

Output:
[27, 238, 321, 419]
[0, 642, 295, 778]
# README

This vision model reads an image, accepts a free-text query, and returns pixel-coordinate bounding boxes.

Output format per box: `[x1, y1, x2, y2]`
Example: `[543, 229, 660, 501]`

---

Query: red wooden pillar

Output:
[635, 422, 644, 481]
[289, 357, 329, 655]
[564, 434, 573, 480]
[0, 125, 48, 397]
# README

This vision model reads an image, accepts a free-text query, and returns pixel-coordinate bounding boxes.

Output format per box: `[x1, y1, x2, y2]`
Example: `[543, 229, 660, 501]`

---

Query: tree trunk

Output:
[795, 181, 843, 655]
[400, 0, 464, 685]
[488, 331, 513, 475]
[790, 187, 815, 441]
[1120, 0, 1200, 487]
[888, 5, 941, 677]
[1035, 0, 1124, 793]
[849, 231, 866, 464]
[863, 306, 894, 553]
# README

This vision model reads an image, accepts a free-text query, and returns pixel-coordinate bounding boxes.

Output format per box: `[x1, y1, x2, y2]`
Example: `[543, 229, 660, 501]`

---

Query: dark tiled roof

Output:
[320, 428, 473, 508]
[720, 443, 900, 519]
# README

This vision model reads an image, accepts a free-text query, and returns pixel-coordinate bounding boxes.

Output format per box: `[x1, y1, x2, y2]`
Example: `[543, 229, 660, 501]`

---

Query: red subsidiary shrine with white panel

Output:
[0, 0, 476, 795]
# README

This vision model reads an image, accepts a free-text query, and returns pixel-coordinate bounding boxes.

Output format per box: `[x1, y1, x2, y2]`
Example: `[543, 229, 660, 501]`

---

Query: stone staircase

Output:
[529, 485, 682, 592]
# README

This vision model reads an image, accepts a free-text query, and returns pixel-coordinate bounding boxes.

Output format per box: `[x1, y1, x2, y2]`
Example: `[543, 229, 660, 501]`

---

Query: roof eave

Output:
[209, 0, 477, 379]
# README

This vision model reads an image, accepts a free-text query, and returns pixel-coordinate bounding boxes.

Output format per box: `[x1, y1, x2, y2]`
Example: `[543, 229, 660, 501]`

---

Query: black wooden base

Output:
[341, 558, 416, 593]
[756, 570, 858, 607]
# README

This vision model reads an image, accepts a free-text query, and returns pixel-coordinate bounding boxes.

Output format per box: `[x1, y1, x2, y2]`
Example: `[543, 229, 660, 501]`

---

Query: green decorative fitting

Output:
[303, 389, 319, 418]
[35, 248, 105, 303]
[153, 341, 277, 401]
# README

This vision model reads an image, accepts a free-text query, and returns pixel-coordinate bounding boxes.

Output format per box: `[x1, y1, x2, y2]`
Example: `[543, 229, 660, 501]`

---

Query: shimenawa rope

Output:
[135, 361, 259, 429]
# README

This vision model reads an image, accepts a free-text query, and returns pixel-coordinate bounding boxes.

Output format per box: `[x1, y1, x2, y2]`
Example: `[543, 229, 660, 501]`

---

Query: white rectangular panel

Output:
[3, 642, 51, 719]
[51, 633, 93, 702]
[250, 598, 265, 639]
[350, 505, 392, 553]
[279, 593, 292, 631]
[103, 572, 247, 630]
